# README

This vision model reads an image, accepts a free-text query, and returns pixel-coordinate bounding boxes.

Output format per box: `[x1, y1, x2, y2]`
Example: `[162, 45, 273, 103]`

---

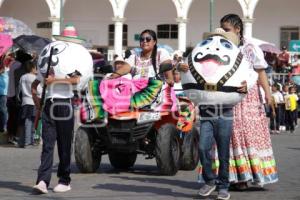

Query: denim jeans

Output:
[18, 105, 36, 147]
[0, 95, 8, 132]
[198, 105, 233, 190]
[18, 117, 35, 147]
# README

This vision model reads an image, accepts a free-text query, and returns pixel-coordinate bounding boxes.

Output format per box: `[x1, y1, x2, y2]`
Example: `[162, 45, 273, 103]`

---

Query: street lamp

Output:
[209, 0, 214, 32]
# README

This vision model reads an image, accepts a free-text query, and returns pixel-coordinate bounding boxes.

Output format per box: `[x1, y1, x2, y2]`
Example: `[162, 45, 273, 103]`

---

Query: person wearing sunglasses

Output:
[104, 29, 176, 113]
[109, 29, 173, 85]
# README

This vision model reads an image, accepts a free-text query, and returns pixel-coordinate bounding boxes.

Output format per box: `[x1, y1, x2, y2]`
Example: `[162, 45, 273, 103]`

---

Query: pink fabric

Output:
[154, 84, 178, 112]
[170, 87, 177, 111]
[80, 104, 88, 122]
[0, 33, 13, 57]
[100, 77, 177, 114]
[100, 77, 149, 114]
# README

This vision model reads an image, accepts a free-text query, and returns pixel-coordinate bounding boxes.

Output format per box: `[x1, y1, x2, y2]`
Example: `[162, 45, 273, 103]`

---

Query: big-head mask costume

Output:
[181, 28, 258, 105]
[38, 41, 93, 91]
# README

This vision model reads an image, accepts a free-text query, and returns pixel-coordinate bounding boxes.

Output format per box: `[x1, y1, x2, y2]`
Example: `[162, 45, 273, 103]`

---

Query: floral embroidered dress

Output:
[197, 38, 278, 185]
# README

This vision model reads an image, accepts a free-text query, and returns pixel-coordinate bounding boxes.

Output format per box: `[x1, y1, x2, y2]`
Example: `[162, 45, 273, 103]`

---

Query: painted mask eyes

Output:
[220, 39, 233, 49]
[52, 43, 67, 54]
[199, 38, 213, 47]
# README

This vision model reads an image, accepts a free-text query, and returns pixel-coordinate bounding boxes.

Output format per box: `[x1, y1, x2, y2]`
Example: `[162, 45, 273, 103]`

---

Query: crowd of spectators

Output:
[265, 46, 300, 75]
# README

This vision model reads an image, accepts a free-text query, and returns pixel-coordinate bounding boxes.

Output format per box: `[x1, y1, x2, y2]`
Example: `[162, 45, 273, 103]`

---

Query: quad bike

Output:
[74, 63, 199, 176]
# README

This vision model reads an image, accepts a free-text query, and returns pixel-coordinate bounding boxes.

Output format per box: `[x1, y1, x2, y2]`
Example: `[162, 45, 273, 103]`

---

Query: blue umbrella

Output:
[157, 44, 174, 55]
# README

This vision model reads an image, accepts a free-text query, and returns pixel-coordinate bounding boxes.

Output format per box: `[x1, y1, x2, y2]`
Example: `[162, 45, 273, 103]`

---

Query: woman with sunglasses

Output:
[109, 29, 173, 84]
[104, 29, 176, 113]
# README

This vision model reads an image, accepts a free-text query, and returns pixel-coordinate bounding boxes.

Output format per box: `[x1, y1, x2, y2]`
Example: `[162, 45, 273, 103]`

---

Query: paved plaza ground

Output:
[0, 128, 299, 200]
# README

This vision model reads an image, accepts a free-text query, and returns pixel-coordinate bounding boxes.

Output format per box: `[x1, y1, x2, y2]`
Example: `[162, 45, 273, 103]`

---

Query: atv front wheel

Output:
[74, 127, 101, 173]
[155, 123, 180, 175]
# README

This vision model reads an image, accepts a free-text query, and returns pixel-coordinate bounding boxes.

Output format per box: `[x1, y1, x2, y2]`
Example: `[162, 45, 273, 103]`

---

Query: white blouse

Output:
[241, 38, 268, 70]
[125, 48, 171, 79]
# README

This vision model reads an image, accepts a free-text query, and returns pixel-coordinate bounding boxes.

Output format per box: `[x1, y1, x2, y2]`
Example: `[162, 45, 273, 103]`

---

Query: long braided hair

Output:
[140, 29, 158, 74]
[220, 14, 244, 46]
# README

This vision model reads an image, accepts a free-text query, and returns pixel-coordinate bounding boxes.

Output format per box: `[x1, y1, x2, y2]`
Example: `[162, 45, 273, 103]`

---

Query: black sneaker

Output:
[198, 184, 216, 197]
[216, 189, 230, 200]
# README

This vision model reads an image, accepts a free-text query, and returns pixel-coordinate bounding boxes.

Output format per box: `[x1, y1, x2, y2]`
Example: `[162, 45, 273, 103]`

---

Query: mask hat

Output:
[53, 24, 86, 45]
[202, 28, 240, 46]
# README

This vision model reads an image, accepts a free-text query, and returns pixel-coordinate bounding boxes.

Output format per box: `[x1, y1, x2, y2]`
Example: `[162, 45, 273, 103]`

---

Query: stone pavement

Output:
[0, 129, 299, 200]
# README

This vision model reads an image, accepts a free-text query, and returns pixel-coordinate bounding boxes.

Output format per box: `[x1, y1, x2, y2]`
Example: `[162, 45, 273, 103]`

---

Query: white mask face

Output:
[191, 36, 239, 82]
[180, 35, 259, 106]
[38, 41, 93, 90]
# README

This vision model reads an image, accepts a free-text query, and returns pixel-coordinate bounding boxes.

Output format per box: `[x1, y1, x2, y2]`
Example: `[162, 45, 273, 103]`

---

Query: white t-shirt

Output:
[125, 48, 171, 79]
[36, 68, 75, 99]
[272, 91, 284, 104]
[239, 38, 268, 90]
[19, 73, 42, 106]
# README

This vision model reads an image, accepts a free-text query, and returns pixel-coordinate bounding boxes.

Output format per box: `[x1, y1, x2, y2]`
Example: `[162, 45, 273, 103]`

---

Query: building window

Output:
[280, 26, 300, 49]
[36, 22, 52, 29]
[157, 24, 178, 39]
[108, 24, 128, 46]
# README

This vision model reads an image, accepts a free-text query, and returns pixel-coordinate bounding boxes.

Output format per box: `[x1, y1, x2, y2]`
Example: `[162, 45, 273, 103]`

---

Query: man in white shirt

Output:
[32, 25, 89, 195]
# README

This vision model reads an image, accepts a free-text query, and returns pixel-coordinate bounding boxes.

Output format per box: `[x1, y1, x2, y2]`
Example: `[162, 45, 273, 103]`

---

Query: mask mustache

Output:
[39, 55, 59, 70]
[194, 53, 230, 65]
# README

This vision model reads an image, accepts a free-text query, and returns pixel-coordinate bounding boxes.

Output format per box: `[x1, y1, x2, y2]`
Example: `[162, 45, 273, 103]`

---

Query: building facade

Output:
[0, 0, 299, 57]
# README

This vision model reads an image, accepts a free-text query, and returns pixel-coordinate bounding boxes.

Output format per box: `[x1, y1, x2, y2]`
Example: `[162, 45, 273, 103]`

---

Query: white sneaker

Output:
[33, 180, 48, 194]
[53, 183, 71, 193]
